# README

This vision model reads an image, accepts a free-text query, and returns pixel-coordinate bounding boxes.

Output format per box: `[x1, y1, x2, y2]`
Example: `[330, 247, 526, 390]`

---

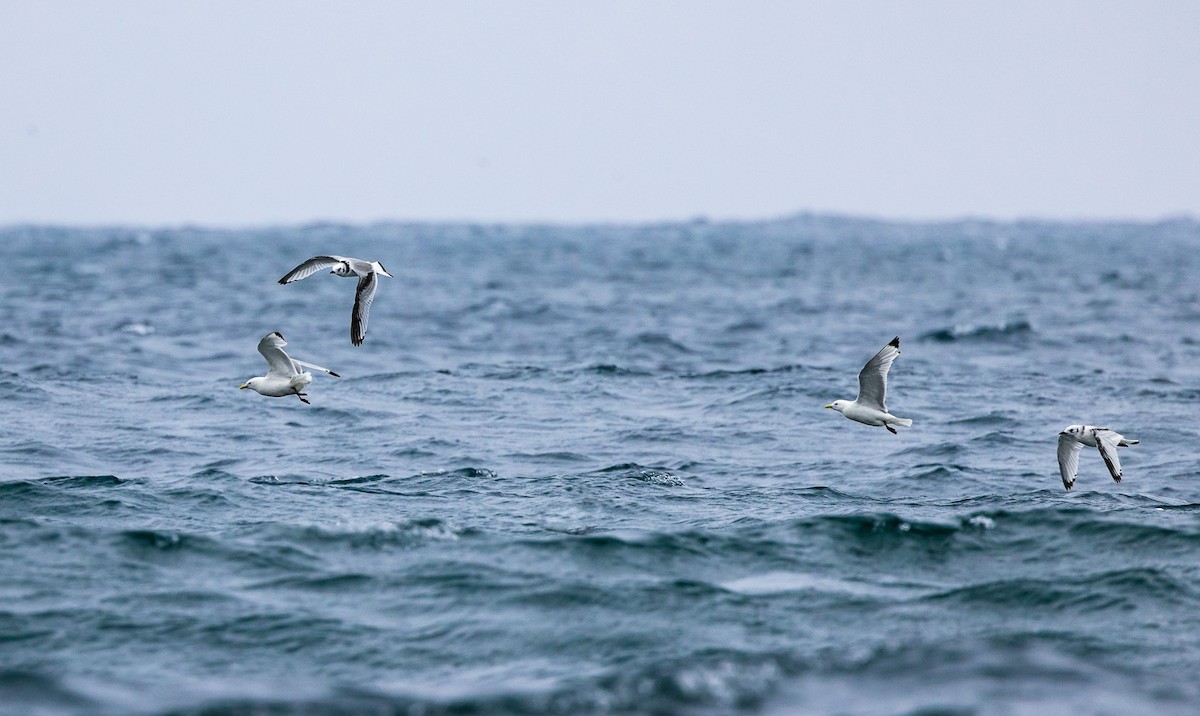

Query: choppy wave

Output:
[920, 318, 1034, 342]
[3, 218, 1200, 715]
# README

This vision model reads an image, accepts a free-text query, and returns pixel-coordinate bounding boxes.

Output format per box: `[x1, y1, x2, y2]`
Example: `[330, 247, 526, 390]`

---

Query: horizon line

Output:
[2, 209, 1197, 233]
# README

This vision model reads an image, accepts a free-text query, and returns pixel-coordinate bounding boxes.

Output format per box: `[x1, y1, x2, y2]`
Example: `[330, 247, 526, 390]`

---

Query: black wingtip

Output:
[277, 278, 287, 285]
[889, 336, 900, 348]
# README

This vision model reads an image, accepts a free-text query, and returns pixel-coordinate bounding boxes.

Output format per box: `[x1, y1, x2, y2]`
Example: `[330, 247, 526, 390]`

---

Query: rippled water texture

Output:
[2, 217, 1199, 715]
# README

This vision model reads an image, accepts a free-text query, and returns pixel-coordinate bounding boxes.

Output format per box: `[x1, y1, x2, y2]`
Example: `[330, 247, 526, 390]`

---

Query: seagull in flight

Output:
[1057, 425, 1139, 490]
[824, 336, 913, 434]
[240, 331, 340, 404]
[278, 256, 394, 346]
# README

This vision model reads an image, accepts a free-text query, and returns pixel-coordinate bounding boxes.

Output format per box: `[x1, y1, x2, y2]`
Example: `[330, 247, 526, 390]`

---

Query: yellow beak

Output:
[239, 384, 249, 390]
[823, 404, 834, 409]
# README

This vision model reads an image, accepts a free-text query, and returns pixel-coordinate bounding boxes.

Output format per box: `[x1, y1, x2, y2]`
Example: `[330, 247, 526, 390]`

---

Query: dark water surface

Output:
[2, 216, 1199, 715]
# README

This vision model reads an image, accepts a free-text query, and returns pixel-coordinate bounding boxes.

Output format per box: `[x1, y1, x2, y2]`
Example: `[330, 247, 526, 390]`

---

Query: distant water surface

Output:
[1, 216, 1199, 715]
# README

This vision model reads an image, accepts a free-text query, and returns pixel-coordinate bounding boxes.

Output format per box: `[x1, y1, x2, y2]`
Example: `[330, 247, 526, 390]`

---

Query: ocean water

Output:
[1, 216, 1199, 716]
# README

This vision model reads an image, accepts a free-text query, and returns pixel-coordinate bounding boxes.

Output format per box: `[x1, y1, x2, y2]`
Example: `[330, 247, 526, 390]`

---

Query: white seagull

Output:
[1057, 425, 1139, 490]
[278, 256, 394, 346]
[240, 331, 340, 405]
[824, 336, 913, 434]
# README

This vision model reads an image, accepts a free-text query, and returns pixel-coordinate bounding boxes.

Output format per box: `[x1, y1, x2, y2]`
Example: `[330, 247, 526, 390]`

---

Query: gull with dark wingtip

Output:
[1057, 424, 1139, 490]
[824, 336, 913, 434]
[278, 255, 394, 346]
[240, 331, 340, 405]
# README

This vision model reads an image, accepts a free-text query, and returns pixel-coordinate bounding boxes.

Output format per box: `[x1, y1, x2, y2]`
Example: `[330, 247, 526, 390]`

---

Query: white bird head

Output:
[373, 261, 394, 278]
[240, 377, 265, 393]
[1062, 424, 1086, 436]
[824, 400, 849, 413]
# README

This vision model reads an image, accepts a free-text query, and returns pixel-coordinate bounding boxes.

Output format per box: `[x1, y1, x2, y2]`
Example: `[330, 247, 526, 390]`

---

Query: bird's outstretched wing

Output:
[350, 270, 378, 346]
[257, 332, 298, 378]
[1093, 429, 1124, 483]
[278, 256, 346, 284]
[292, 359, 340, 378]
[856, 336, 901, 412]
[1057, 431, 1083, 490]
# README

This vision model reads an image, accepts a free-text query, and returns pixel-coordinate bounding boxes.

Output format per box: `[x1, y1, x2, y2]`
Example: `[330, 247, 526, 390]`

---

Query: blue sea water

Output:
[1, 216, 1199, 715]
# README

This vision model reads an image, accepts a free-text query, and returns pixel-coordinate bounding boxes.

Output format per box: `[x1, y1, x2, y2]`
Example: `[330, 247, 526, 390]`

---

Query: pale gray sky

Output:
[2, 1, 1197, 226]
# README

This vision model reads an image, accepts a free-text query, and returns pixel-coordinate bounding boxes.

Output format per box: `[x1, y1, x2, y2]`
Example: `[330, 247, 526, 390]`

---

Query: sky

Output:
[1, 1, 1198, 226]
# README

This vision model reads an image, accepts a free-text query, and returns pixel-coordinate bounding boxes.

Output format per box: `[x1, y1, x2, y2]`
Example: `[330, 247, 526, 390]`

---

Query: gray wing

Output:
[855, 336, 901, 412]
[1057, 431, 1082, 490]
[344, 257, 376, 275]
[292, 358, 340, 378]
[278, 256, 346, 284]
[257, 332, 298, 378]
[350, 270, 378, 346]
[1093, 429, 1124, 483]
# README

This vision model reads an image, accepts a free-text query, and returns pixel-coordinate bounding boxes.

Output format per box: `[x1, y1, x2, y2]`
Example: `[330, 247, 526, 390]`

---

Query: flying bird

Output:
[240, 331, 340, 404]
[824, 336, 913, 434]
[278, 256, 394, 346]
[1057, 425, 1139, 490]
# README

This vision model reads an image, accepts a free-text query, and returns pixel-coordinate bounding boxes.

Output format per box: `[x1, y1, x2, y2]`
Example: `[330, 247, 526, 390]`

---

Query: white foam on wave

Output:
[720, 571, 929, 599]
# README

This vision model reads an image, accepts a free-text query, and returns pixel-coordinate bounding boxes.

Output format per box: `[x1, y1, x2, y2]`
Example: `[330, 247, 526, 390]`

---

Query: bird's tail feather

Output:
[1120, 438, 1139, 446]
[893, 417, 913, 427]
